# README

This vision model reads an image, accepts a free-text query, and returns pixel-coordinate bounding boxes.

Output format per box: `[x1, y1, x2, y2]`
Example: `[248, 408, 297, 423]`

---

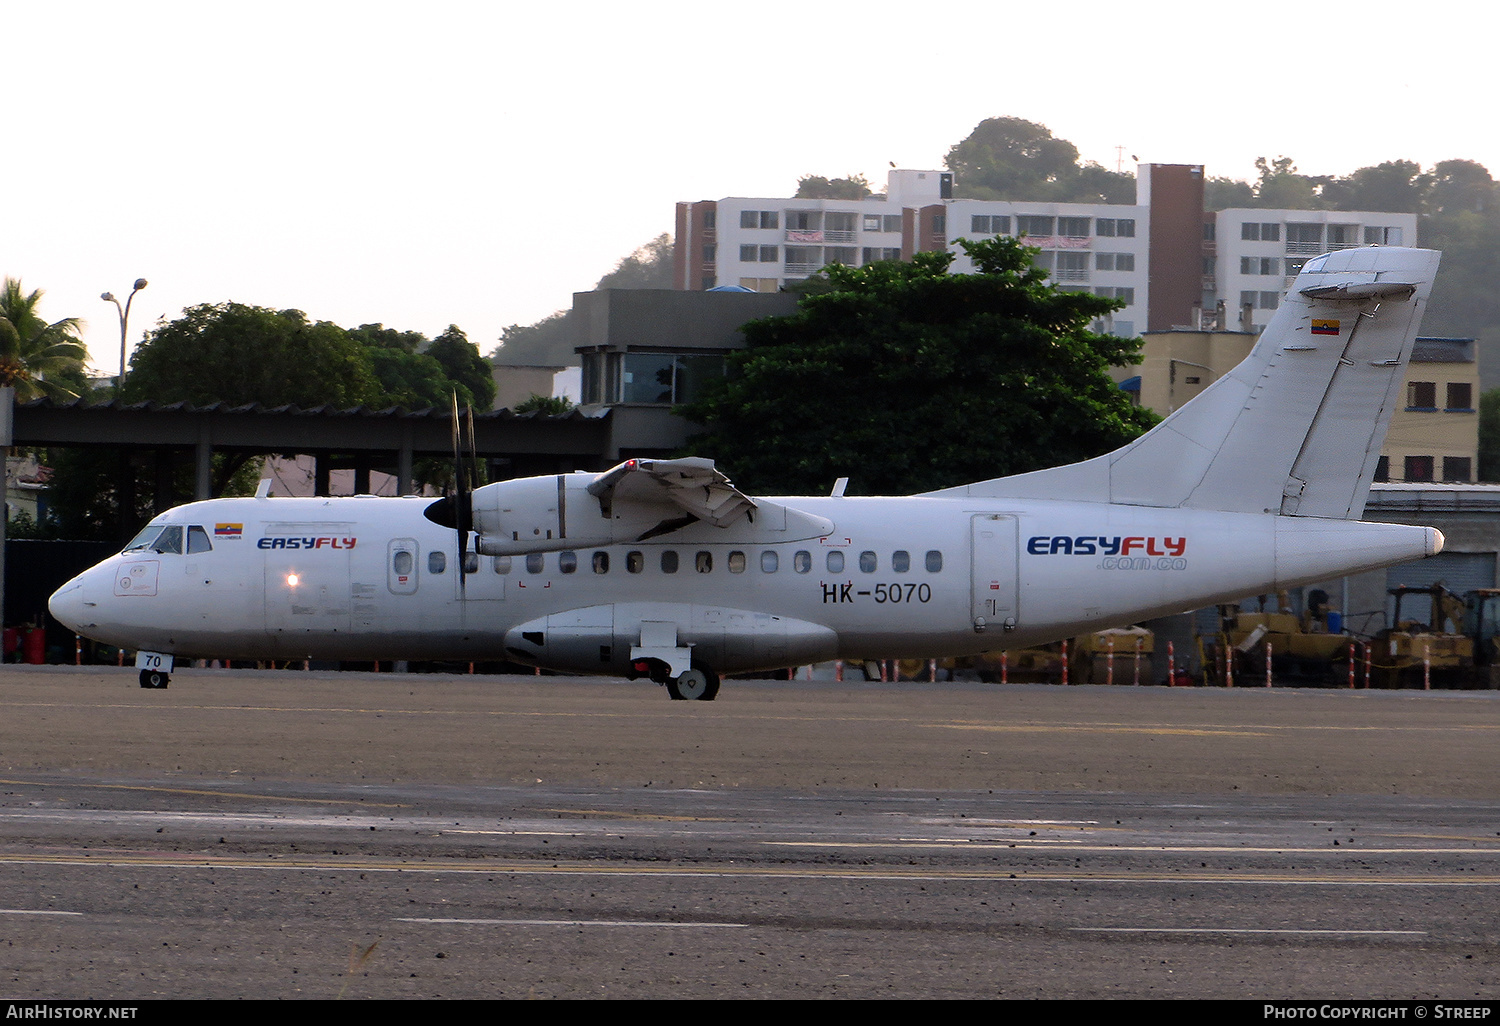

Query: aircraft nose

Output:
[48, 580, 90, 633]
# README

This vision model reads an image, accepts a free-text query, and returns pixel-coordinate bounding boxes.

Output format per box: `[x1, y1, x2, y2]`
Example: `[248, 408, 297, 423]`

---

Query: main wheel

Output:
[667, 668, 720, 701]
[139, 669, 169, 689]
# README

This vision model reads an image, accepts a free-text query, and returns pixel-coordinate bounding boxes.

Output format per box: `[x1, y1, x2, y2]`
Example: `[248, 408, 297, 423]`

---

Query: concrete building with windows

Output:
[1119, 331, 1479, 484]
[574, 286, 799, 460]
[1208, 208, 1419, 335]
[1380, 337, 1480, 484]
[676, 165, 1419, 342]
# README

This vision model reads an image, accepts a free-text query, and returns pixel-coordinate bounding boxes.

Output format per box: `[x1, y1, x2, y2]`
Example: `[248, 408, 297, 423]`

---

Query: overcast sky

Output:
[5, 0, 1490, 376]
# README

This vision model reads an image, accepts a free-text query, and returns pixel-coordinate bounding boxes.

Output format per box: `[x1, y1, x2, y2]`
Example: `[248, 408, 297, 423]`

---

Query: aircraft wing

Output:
[587, 457, 757, 528]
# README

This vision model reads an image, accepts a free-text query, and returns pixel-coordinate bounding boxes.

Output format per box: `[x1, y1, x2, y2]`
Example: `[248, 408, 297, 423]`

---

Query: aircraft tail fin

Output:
[932, 246, 1441, 519]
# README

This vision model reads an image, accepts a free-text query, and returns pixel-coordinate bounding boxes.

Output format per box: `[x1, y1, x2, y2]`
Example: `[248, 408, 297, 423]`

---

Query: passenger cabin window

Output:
[892, 550, 910, 573]
[394, 551, 414, 575]
[859, 551, 876, 573]
[463, 552, 479, 574]
[925, 550, 943, 572]
[761, 551, 779, 573]
[794, 551, 811, 573]
[429, 551, 447, 574]
[592, 552, 609, 574]
[187, 526, 213, 554]
[661, 551, 679, 574]
[627, 551, 644, 573]
[696, 551, 713, 573]
[827, 551, 844, 574]
[526, 553, 544, 574]
[494, 556, 511, 574]
[728, 551, 746, 573]
[559, 551, 578, 574]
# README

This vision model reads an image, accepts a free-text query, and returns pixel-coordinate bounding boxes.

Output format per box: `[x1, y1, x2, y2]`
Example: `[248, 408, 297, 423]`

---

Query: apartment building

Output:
[1121, 331, 1478, 483]
[676, 165, 1419, 340]
[1208, 208, 1419, 335]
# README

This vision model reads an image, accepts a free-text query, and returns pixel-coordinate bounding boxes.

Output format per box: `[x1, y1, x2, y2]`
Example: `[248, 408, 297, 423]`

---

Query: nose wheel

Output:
[667, 667, 720, 701]
[139, 670, 170, 689]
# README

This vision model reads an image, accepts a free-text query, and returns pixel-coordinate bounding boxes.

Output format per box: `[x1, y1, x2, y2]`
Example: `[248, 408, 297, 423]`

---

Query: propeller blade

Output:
[451, 392, 470, 596]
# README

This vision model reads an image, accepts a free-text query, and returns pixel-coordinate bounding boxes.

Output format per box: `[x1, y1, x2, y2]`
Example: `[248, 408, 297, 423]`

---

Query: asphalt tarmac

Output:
[1, 666, 1497, 999]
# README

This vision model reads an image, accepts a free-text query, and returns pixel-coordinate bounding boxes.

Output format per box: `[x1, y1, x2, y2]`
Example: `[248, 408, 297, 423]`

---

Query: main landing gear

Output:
[666, 667, 720, 701]
[139, 669, 169, 689]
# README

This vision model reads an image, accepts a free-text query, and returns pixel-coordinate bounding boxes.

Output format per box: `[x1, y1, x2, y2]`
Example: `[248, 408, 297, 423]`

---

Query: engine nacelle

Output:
[461, 460, 834, 555]
[470, 473, 659, 555]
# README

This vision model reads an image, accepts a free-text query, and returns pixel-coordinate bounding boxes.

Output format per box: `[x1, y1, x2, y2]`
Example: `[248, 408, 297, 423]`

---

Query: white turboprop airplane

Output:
[50, 246, 1444, 698]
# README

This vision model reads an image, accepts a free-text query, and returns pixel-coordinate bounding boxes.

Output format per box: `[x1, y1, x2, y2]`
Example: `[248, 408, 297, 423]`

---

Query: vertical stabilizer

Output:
[933, 247, 1440, 519]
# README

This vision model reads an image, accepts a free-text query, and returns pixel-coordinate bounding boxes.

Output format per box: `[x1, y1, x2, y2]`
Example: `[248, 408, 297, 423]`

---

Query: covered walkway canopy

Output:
[13, 397, 612, 504]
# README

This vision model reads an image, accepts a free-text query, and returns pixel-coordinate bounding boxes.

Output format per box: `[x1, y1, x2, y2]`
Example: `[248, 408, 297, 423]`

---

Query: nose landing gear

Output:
[667, 667, 720, 701]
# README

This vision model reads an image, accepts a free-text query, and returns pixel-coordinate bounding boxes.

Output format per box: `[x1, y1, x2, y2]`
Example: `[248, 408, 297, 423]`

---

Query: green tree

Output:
[366, 346, 453, 410]
[513, 393, 575, 416]
[1319, 160, 1427, 213]
[426, 324, 496, 411]
[1480, 388, 1500, 482]
[945, 117, 1133, 203]
[492, 310, 575, 367]
[1426, 159, 1494, 215]
[1251, 156, 1325, 209]
[594, 233, 675, 290]
[125, 303, 379, 408]
[492, 234, 675, 367]
[795, 174, 873, 200]
[678, 236, 1156, 495]
[347, 322, 430, 355]
[0, 278, 89, 400]
[1204, 176, 1255, 211]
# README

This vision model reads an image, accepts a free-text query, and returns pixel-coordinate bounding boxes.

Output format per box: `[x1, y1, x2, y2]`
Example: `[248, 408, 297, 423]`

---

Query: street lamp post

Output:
[101, 278, 148, 396]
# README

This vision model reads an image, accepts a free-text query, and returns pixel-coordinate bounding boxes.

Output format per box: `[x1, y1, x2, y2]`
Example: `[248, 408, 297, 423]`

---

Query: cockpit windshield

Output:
[122, 524, 168, 553]
[121, 524, 213, 555]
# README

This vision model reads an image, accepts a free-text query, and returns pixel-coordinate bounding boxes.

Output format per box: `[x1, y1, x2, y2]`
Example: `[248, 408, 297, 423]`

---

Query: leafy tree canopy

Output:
[492, 310, 575, 368]
[367, 346, 454, 410]
[124, 303, 379, 408]
[426, 324, 496, 411]
[1251, 156, 1325, 209]
[945, 117, 1134, 204]
[677, 235, 1156, 495]
[0, 278, 89, 400]
[795, 174, 873, 200]
[348, 322, 430, 354]
[594, 233, 675, 291]
[1480, 388, 1500, 482]
[513, 393, 576, 416]
[492, 233, 674, 367]
[1204, 175, 1255, 211]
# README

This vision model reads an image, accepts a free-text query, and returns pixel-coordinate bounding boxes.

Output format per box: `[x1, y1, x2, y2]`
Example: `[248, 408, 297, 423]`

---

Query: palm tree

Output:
[0, 278, 88, 400]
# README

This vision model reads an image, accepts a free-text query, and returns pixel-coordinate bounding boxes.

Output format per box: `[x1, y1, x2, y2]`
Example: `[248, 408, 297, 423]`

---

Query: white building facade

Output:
[1209, 207, 1419, 334]
[677, 166, 1419, 340]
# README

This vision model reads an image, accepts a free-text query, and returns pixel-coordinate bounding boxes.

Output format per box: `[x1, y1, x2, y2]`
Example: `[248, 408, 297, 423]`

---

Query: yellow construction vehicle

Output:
[948, 626, 1155, 684]
[1368, 584, 1473, 687]
[1200, 591, 1354, 685]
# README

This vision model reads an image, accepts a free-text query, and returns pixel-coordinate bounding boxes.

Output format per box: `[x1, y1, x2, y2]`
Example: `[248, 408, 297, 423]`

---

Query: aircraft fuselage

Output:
[48, 492, 1438, 675]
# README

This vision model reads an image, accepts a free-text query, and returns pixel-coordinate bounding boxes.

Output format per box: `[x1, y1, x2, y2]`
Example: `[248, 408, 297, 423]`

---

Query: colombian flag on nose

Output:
[1311, 319, 1340, 335]
[214, 523, 243, 537]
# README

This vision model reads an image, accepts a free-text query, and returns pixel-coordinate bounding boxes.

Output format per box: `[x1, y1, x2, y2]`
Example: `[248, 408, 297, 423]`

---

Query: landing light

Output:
[287, 573, 299, 587]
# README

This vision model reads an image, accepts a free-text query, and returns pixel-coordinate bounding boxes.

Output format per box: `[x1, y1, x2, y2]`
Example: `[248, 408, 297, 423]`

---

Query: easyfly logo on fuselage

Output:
[1026, 536, 1186, 556]
[257, 537, 358, 550]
